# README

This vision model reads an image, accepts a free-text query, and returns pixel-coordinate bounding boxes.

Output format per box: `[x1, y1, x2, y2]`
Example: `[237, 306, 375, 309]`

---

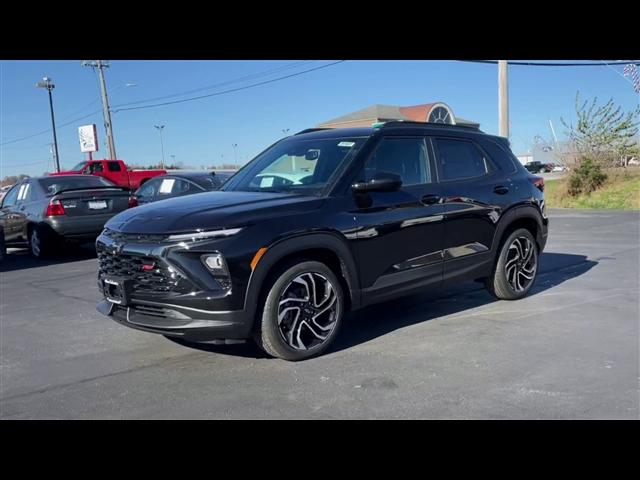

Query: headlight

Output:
[167, 227, 242, 242]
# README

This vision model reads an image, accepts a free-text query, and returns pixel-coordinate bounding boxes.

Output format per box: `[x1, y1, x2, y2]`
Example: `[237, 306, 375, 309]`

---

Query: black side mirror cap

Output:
[352, 172, 402, 193]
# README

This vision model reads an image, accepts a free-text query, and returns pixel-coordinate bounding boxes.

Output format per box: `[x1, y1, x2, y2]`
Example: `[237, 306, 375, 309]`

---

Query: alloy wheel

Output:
[30, 229, 41, 257]
[505, 236, 537, 292]
[277, 272, 339, 351]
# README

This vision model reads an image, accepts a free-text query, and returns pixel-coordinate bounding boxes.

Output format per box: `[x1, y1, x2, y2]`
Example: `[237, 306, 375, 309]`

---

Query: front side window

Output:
[88, 162, 104, 173]
[435, 138, 491, 181]
[359, 137, 431, 186]
[223, 137, 366, 194]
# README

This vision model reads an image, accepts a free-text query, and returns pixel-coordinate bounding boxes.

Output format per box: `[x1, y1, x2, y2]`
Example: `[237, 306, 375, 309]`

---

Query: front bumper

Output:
[97, 298, 253, 342]
[95, 230, 255, 342]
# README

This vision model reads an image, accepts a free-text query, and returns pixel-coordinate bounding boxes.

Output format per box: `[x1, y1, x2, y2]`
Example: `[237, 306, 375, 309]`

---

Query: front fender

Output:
[242, 231, 361, 323]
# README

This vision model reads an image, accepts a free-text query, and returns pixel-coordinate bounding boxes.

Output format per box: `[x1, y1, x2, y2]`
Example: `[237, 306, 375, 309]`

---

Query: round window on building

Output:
[428, 106, 454, 124]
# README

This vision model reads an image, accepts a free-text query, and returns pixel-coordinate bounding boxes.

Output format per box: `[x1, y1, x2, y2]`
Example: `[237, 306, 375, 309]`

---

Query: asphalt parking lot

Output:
[1, 208, 638, 419]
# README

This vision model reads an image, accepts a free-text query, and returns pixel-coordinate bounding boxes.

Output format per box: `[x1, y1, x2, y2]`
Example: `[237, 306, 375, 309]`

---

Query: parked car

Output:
[552, 164, 568, 172]
[96, 122, 548, 360]
[134, 171, 233, 205]
[50, 159, 166, 190]
[524, 161, 552, 173]
[0, 175, 137, 258]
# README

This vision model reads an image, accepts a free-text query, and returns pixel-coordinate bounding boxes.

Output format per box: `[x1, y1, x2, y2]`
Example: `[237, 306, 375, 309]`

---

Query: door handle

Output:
[493, 185, 509, 195]
[420, 194, 441, 205]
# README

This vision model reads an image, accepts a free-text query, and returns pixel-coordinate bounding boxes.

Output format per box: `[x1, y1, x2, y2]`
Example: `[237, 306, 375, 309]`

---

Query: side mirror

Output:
[352, 172, 402, 193]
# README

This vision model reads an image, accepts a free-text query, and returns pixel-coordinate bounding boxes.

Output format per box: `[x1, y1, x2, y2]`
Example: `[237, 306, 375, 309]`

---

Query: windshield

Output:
[71, 161, 88, 171]
[38, 176, 116, 195]
[223, 137, 366, 194]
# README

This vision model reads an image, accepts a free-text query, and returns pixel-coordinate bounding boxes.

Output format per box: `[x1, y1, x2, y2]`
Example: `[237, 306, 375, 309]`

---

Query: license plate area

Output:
[103, 276, 132, 306]
[88, 200, 108, 210]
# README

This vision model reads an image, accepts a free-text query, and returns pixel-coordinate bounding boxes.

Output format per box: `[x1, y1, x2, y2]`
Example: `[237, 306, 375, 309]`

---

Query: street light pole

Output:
[154, 125, 166, 169]
[498, 60, 509, 138]
[36, 77, 61, 173]
[232, 143, 238, 164]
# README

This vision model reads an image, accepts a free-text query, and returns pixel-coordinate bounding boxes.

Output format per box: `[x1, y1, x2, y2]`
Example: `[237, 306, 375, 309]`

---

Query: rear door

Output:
[431, 136, 502, 285]
[350, 135, 445, 303]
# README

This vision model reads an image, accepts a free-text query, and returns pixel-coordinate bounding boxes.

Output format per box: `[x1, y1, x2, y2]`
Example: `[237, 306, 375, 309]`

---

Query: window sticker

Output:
[260, 176, 274, 187]
[159, 178, 176, 194]
[338, 141, 355, 148]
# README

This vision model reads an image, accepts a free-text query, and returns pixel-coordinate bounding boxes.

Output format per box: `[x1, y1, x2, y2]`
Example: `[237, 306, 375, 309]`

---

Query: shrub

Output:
[566, 158, 607, 196]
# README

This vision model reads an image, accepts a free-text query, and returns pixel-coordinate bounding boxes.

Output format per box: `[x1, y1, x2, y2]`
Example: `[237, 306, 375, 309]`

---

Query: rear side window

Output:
[434, 138, 492, 181]
[107, 161, 121, 172]
[2, 184, 20, 207]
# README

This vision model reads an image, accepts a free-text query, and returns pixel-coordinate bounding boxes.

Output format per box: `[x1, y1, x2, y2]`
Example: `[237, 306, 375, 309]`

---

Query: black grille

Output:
[98, 250, 191, 295]
[102, 228, 167, 243]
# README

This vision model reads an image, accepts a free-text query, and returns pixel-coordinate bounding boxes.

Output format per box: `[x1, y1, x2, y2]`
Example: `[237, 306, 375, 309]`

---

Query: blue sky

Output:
[1, 60, 638, 177]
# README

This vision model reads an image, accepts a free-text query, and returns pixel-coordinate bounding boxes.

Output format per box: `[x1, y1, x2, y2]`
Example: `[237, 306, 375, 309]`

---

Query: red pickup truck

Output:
[50, 160, 166, 190]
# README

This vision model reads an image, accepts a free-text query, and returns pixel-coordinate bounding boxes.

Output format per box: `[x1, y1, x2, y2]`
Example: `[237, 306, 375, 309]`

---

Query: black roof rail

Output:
[294, 127, 334, 135]
[380, 120, 482, 132]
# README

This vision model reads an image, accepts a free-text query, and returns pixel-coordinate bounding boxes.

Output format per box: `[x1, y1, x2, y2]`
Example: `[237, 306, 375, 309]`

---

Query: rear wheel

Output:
[0, 230, 5, 262]
[29, 225, 56, 259]
[486, 228, 538, 300]
[255, 260, 344, 361]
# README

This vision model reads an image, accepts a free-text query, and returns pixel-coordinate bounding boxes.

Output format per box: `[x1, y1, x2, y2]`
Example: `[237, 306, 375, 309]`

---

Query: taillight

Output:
[529, 175, 544, 192]
[128, 196, 138, 208]
[45, 198, 65, 217]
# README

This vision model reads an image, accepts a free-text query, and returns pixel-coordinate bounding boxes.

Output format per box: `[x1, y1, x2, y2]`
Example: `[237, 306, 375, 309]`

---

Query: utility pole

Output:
[154, 125, 166, 169]
[83, 60, 117, 159]
[498, 60, 509, 138]
[36, 77, 61, 172]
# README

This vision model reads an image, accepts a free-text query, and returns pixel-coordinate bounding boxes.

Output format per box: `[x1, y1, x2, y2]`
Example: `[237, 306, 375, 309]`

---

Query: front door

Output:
[350, 136, 445, 305]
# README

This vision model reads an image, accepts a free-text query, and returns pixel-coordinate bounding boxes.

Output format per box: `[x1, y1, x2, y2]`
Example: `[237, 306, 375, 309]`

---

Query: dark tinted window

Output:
[136, 179, 160, 197]
[362, 137, 431, 186]
[38, 176, 116, 195]
[435, 138, 491, 181]
[87, 162, 104, 173]
[107, 161, 122, 172]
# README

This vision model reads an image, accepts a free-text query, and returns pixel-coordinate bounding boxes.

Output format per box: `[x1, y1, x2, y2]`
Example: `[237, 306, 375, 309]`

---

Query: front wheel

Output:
[486, 228, 538, 300]
[255, 260, 344, 361]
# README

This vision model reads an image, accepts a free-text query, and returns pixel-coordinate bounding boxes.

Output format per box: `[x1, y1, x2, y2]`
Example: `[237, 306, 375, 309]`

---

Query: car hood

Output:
[105, 191, 324, 234]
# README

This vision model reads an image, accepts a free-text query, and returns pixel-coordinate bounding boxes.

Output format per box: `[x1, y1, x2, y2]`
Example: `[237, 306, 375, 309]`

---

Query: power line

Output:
[111, 60, 313, 109]
[457, 60, 640, 66]
[1, 110, 101, 146]
[112, 61, 346, 113]
[0, 61, 320, 147]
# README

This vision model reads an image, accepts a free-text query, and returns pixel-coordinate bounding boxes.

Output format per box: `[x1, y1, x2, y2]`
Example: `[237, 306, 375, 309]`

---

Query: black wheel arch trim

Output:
[242, 231, 361, 321]
[491, 203, 547, 253]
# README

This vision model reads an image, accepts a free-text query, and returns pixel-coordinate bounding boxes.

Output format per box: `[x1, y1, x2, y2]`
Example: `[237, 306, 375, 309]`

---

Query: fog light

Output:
[202, 253, 229, 276]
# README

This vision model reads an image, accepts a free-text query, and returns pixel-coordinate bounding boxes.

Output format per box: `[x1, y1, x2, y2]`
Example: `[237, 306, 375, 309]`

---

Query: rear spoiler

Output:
[48, 186, 129, 196]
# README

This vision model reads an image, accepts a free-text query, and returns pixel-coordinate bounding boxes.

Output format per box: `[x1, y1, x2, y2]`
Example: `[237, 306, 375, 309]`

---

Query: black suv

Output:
[96, 122, 548, 360]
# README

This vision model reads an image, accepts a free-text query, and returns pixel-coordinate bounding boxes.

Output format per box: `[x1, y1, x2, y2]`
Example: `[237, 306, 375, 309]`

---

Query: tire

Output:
[29, 224, 56, 259]
[485, 228, 538, 300]
[255, 260, 344, 361]
[0, 231, 5, 262]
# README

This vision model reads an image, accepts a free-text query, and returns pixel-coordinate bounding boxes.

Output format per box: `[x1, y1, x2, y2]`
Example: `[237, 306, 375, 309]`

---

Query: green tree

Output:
[561, 92, 640, 167]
